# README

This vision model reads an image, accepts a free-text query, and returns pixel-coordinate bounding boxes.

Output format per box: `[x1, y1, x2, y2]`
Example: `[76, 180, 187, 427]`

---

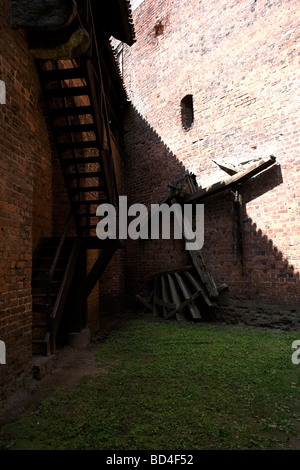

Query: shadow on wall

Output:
[122, 103, 299, 315]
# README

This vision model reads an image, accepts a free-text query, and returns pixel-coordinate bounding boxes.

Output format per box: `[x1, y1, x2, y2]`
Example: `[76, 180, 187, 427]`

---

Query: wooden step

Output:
[54, 123, 96, 135]
[33, 303, 51, 313]
[58, 140, 98, 151]
[32, 267, 65, 272]
[41, 67, 84, 81]
[73, 199, 107, 206]
[62, 156, 101, 167]
[66, 171, 103, 179]
[32, 279, 61, 288]
[174, 272, 202, 320]
[45, 86, 89, 98]
[50, 105, 92, 118]
[79, 224, 97, 231]
[70, 185, 105, 193]
[39, 236, 75, 246]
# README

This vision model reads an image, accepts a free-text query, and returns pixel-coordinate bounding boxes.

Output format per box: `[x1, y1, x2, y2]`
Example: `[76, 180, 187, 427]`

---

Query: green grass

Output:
[1, 316, 300, 450]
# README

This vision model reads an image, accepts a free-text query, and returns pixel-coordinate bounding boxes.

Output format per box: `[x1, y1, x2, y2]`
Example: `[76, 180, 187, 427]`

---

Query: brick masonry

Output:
[122, 0, 300, 325]
[0, 0, 53, 400]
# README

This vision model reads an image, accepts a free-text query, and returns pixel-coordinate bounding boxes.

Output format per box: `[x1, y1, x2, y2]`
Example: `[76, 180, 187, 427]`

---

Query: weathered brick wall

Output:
[0, 0, 53, 400]
[122, 0, 300, 323]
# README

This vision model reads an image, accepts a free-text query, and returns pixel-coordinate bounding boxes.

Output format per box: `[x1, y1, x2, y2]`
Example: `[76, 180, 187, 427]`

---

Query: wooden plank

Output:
[42, 66, 84, 81]
[185, 156, 276, 203]
[184, 271, 217, 307]
[145, 289, 154, 313]
[136, 294, 153, 312]
[167, 274, 186, 321]
[81, 237, 124, 250]
[176, 205, 219, 298]
[160, 275, 175, 318]
[164, 289, 203, 320]
[152, 277, 158, 316]
[211, 158, 239, 175]
[154, 297, 176, 310]
[86, 59, 114, 205]
[66, 171, 103, 179]
[70, 185, 105, 193]
[51, 239, 80, 335]
[46, 86, 89, 98]
[83, 247, 116, 298]
[55, 123, 96, 135]
[50, 105, 92, 117]
[62, 156, 100, 166]
[233, 187, 244, 271]
[59, 140, 98, 151]
[138, 191, 172, 236]
[188, 249, 219, 298]
[174, 273, 202, 320]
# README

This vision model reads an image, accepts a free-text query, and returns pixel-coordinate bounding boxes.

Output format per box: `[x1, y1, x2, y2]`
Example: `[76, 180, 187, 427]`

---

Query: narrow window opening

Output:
[0, 80, 6, 104]
[154, 20, 164, 37]
[181, 94, 194, 130]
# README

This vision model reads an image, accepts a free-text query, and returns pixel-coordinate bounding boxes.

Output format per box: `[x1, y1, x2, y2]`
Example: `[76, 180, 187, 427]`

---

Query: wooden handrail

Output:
[85, 0, 118, 202]
[50, 238, 80, 353]
[48, 211, 73, 281]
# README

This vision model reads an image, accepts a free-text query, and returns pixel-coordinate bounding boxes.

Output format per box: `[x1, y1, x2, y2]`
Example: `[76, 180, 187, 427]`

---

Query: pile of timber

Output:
[137, 265, 221, 322]
[136, 156, 277, 322]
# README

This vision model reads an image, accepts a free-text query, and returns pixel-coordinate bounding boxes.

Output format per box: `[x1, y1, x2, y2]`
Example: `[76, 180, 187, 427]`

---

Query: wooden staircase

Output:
[38, 58, 115, 236]
[32, 234, 79, 355]
[32, 55, 122, 356]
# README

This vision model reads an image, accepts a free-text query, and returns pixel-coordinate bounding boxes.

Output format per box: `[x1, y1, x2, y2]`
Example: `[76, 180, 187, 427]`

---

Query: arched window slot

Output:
[181, 94, 194, 131]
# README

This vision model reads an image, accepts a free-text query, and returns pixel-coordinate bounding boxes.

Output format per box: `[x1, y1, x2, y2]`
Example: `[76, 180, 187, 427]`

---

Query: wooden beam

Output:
[136, 294, 153, 312]
[84, 247, 116, 298]
[173, 202, 219, 298]
[184, 271, 216, 307]
[152, 265, 194, 277]
[185, 156, 276, 203]
[166, 274, 186, 321]
[174, 273, 202, 320]
[211, 158, 239, 175]
[82, 237, 124, 250]
[164, 288, 202, 320]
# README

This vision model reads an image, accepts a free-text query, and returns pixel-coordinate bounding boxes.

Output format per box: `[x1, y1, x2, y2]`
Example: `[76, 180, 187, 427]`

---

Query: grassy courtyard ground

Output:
[1, 315, 300, 450]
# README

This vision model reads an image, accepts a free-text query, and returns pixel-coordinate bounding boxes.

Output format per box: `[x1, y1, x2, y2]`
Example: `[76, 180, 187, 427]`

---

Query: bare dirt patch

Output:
[0, 313, 133, 428]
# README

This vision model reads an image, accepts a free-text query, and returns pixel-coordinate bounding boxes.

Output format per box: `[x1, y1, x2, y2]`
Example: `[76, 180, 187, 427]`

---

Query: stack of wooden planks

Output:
[136, 265, 225, 322]
[136, 156, 277, 322]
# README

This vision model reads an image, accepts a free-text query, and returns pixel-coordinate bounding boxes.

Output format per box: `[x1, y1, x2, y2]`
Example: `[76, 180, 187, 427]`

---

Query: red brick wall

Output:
[0, 0, 53, 400]
[122, 0, 300, 317]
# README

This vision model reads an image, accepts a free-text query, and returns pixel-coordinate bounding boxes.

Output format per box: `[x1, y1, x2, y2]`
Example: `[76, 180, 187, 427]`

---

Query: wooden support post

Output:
[136, 294, 153, 312]
[84, 247, 116, 298]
